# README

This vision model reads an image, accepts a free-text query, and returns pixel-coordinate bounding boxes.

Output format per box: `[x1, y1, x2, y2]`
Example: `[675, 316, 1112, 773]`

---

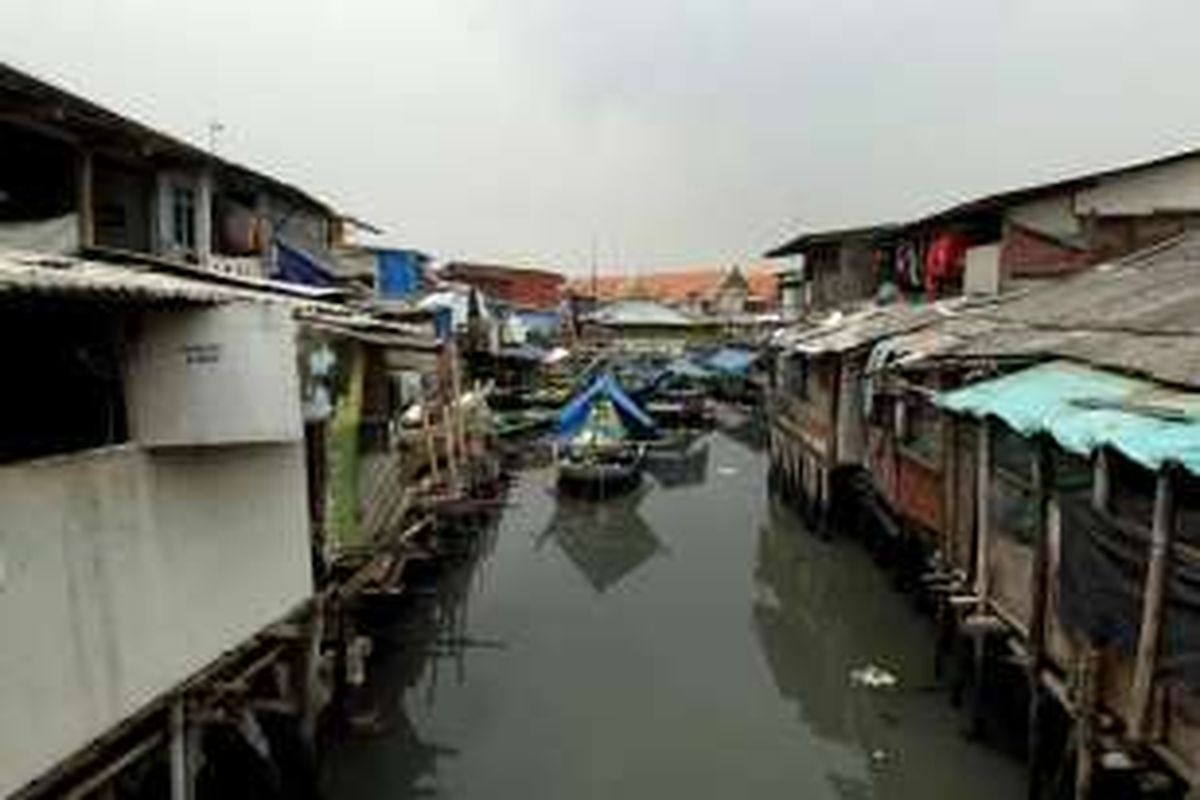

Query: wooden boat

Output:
[554, 372, 658, 499]
[557, 443, 645, 499]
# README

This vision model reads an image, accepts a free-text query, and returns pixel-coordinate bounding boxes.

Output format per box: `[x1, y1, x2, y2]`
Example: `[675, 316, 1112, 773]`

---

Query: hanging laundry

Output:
[895, 240, 922, 290]
[924, 232, 969, 299]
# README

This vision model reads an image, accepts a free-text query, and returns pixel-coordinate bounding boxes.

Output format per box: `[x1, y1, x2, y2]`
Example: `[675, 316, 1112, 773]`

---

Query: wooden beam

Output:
[1129, 467, 1176, 742]
[1027, 435, 1053, 799]
[76, 148, 94, 249]
[168, 697, 190, 800]
[61, 733, 165, 800]
[975, 420, 992, 599]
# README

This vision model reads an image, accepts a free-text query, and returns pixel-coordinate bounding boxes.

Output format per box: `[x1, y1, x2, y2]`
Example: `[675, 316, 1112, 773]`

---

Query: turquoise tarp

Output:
[937, 360, 1200, 475]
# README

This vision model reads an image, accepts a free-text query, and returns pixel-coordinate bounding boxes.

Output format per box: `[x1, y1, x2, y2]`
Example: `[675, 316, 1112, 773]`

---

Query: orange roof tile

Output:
[568, 265, 778, 306]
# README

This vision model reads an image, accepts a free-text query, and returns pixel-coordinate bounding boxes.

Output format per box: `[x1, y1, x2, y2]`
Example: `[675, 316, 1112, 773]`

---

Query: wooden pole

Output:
[422, 406, 441, 485]
[1074, 646, 1101, 800]
[1027, 435, 1053, 799]
[299, 593, 326, 754]
[1129, 467, 1176, 742]
[975, 420, 992, 598]
[77, 149, 94, 250]
[168, 697, 190, 800]
[1075, 449, 1110, 799]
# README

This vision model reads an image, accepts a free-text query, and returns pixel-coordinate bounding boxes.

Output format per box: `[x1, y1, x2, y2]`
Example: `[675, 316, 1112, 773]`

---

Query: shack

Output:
[0, 252, 313, 798]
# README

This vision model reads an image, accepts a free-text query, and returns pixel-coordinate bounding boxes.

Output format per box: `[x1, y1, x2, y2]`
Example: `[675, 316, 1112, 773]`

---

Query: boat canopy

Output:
[557, 373, 660, 441]
[705, 346, 757, 376]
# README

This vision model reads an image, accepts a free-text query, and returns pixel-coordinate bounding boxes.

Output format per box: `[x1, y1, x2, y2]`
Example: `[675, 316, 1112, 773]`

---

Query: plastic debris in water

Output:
[717, 466, 738, 476]
[849, 663, 899, 689]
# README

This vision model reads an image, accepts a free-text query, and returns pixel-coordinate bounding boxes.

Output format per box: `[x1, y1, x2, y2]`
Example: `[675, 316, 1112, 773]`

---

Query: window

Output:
[1110, 450, 1157, 529]
[989, 421, 1037, 544]
[170, 183, 196, 250]
[898, 395, 941, 463]
[0, 301, 128, 464]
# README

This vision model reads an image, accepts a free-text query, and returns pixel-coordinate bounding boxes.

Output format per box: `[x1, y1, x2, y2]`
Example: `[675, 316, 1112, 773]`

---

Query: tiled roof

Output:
[568, 266, 778, 305]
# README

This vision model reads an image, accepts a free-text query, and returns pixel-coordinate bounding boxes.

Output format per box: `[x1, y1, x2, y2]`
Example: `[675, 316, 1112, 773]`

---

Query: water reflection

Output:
[750, 500, 1023, 799]
[644, 437, 710, 489]
[538, 487, 665, 593]
[323, 432, 1024, 800]
[321, 528, 497, 799]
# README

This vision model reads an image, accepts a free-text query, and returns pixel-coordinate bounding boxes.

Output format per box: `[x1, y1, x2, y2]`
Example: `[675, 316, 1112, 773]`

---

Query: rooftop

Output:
[569, 265, 778, 305]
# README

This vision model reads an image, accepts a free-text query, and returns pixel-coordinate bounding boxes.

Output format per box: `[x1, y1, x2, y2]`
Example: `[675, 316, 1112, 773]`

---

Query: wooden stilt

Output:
[1027, 436, 1053, 800]
[1074, 450, 1109, 799]
[1129, 468, 1176, 742]
[970, 630, 988, 738]
[299, 594, 326, 753]
[1074, 646, 1101, 800]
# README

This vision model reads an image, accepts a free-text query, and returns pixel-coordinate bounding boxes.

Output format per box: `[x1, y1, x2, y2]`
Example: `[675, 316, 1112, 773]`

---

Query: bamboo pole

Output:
[422, 407, 440, 485]
[1129, 467, 1176, 742]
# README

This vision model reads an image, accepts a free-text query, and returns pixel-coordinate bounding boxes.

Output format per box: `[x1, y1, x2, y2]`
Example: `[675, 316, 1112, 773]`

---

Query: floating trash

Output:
[717, 465, 738, 476]
[849, 663, 899, 689]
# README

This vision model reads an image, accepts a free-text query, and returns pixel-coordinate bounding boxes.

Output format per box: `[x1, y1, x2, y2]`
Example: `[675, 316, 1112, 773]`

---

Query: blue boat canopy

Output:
[558, 373, 659, 441]
[705, 347, 757, 376]
[937, 360, 1200, 476]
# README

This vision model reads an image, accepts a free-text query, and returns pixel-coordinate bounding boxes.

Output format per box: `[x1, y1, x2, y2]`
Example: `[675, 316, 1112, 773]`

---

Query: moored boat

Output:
[554, 372, 658, 499]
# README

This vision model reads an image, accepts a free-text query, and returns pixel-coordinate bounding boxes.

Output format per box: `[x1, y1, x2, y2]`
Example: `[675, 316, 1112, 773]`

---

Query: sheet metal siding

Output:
[938, 361, 1200, 475]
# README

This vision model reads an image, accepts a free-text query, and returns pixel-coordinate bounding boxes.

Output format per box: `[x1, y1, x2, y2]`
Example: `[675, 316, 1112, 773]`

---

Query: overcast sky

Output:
[4, 0, 1200, 273]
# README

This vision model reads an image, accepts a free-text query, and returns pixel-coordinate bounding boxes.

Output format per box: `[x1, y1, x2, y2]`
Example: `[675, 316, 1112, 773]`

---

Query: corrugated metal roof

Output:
[0, 250, 269, 304]
[589, 299, 702, 327]
[938, 360, 1200, 476]
[298, 309, 439, 351]
[933, 232, 1200, 386]
[775, 299, 970, 356]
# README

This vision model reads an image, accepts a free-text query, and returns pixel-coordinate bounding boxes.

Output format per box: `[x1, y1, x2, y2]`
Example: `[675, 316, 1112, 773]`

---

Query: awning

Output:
[938, 360, 1200, 475]
[274, 240, 337, 287]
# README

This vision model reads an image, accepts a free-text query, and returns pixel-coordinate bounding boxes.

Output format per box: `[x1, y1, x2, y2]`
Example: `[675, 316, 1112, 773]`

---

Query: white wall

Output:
[126, 304, 303, 447]
[0, 442, 312, 798]
[1076, 156, 1200, 216]
[964, 243, 1002, 295]
[1007, 194, 1081, 239]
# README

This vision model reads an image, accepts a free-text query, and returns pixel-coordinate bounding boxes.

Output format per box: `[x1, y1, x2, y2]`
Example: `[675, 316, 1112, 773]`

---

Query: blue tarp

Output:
[705, 347, 757, 376]
[376, 249, 428, 298]
[274, 240, 336, 287]
[558, 373, 659, 441]
[937, 360, 1200, 476]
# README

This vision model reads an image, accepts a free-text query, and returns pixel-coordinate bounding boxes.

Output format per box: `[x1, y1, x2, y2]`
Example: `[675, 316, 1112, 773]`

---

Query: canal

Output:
[321, 420, 1025, 799]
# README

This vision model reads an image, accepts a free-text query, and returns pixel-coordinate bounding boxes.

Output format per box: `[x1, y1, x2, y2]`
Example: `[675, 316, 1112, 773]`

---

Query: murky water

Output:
[321, 421, 1024, 799]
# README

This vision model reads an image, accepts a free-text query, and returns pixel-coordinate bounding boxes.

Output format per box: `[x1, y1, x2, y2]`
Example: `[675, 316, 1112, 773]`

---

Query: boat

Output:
[554, 373, 659, 499]
[557, 442, 646, 499]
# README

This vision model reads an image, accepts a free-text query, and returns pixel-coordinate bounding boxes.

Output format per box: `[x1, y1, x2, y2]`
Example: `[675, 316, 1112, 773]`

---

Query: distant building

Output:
[0, 61, 346, 285]
[568, 265, 778, 315]
[440, 261, 566, 310]
[767, 145, 1200, 315]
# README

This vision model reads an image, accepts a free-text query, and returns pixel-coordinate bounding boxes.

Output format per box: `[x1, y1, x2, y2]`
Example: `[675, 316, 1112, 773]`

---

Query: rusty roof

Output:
[888, 232, 1200, 388]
